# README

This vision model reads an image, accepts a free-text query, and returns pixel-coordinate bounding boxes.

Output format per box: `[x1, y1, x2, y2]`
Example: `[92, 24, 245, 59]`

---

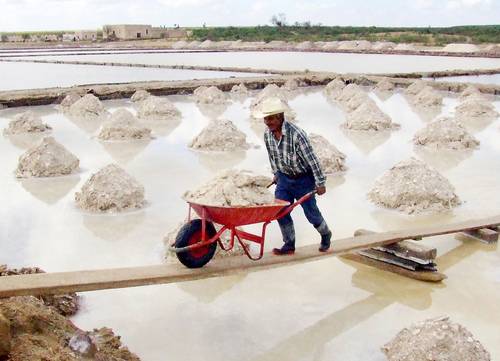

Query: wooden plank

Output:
[341, 253, 446, 282]
[461, 228, 499, 244]
[357, 249, 437, 272]
[354, 229, 436, 263]
[0, 215, 498, 297]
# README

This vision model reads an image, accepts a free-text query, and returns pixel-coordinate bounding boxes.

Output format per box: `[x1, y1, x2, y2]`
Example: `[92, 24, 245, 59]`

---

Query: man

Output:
[260, 97, 332, 255]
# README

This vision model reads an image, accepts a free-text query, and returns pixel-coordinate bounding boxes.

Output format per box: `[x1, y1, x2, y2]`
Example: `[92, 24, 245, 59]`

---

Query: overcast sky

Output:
[0, 0, 498, 32]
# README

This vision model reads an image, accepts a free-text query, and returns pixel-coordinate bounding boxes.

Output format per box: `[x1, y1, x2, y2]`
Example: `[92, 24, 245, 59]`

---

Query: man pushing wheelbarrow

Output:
[260, 97, 332, 255]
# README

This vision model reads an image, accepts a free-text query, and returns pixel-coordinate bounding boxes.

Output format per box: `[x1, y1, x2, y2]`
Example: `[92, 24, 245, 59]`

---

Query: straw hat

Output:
[256, 97, 287, 118]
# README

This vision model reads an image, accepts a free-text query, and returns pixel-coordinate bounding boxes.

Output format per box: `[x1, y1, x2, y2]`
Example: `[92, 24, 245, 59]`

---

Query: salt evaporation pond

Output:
[15, 51, 500, 73]
[428, 73, 500, 85]
[0, 61, 263, 91]
[1, 87, 499, 360]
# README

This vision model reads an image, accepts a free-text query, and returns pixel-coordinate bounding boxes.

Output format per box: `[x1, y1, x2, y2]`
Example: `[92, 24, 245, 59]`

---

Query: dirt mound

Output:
[16, 137, 79, 178]
[98, 109, 152, 141]
[413, 86, 443, 107]
[194, 86, 227, 104]
[0, 265, 78, 316]
[131, 89, 151, 102]
[343, 101, 399, 131]
[3, 111, 51, 135]
[0, 296, 139, 361]
[136, 96, 181, 120]
[324, 78, 346, 99]
[442, 43, 479, 53]
[405, 80, 427, 96]
[230, 83, 249, 94]
[59, 92, 82, 109]
[68, 94, 107, 118]
[413, 117, 479, 150]
[183, 169, 274, 207]
[309, 134, 347, 174]
[75, 164, 145, 212]
[189, 119, 250, 151]
[375, 79, 395, 92]
[455, 98, 498, 119]
[368, 157, 461, 214]
[382, 316, 490, 361]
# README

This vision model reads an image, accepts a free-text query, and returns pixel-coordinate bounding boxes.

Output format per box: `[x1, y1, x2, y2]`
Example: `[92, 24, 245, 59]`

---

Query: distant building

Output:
[6, 35, 24, 42]
[62, 33, 77, 42]
[75, 30, 97, 41]
[41, 34, 59, 42]
[102, 24, 187, 40]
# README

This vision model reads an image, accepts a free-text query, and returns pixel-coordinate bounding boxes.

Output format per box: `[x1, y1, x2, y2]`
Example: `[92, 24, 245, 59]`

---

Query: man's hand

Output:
[266, 175, 278, 188]
[316, 185, 326, 195]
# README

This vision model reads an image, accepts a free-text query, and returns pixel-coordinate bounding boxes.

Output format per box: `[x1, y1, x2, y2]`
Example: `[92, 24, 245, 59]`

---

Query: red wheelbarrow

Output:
[170, 191, 315, 268]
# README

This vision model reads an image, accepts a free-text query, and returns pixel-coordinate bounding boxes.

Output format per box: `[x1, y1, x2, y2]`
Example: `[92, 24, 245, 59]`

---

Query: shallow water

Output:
[14, 51, 500, 74]
[428, 74, 500, 86]
[0, 61, 262, 91]
[0, 87, 499, 360]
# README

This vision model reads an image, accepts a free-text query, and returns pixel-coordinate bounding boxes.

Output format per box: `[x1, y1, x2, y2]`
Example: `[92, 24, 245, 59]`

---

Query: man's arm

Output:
[297, 134, 327, 194]
[264, 132, 278, 175]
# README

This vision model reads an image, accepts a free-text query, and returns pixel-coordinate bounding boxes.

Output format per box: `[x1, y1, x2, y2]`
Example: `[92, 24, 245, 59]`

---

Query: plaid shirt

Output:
[264, 121, 326, 187]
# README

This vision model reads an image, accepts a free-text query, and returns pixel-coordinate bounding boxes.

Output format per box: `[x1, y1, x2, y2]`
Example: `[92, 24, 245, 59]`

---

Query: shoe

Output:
[272, 245, 295, 255]
[318, 229, 332, 253]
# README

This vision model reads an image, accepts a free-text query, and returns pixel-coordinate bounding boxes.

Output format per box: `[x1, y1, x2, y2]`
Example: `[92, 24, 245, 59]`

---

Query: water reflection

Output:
[67, 114, 108, 134]
[414, 146, 474, 171]
[19, 175, 80, 204]
[370, 209, 455, 232]
[341, 128, 391, 155]
[410, 104, 442, 122]
[456, 115, 497, 133]
[196, 102, 229, 120]
[140, 117, 181, 137]
[177, 274, 247, 303]
[374, 90, 394, 101]
[5, 133, 47, 150]
[82, 211, 146, 241]
[99, 140, 151, 165]
[325, 174, 346, 189]
[194, 150, 247, 172]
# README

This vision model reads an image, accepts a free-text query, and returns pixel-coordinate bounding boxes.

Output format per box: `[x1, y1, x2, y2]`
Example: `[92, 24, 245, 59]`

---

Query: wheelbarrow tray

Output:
[187, 199, 290, 227]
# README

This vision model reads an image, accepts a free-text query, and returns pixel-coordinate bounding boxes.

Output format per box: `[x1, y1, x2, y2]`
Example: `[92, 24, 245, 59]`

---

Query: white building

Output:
[75, 30, 97, 41]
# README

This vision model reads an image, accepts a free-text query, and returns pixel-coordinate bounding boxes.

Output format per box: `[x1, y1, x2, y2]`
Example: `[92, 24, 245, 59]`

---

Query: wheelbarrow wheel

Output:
[175, 219, 218, 268]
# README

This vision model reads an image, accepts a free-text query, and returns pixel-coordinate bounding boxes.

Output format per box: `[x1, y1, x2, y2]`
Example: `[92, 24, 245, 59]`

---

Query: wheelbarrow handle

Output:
[274, 190, 317, 220]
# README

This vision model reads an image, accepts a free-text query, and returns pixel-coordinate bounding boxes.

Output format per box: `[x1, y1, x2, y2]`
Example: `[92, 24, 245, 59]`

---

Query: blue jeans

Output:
[275, 171, 325, 229]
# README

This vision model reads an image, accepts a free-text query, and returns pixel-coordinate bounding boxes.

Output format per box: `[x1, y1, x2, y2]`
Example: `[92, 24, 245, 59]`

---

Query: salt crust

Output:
[3, 111, 51, 135]
[309, 134, 347, 174]
[97, 109, 152, 141]
[136, 96, 181, 120]
[194, 86, 227, 104]
[413, 117, 479, 150]
[15, 137, 79, 178]
[382, 316, 490, 361]
[368, 157, 461, 214]
[67, 94, 107, 118]
[183, 169, 274, 207]
[75, 164, 145, 212]
[130, 90, 151, 102]
[343, 101, 399, 131]
[189, 119, 249, 151]
[455, 97, 499, 119]
[412, 86, 443, 107]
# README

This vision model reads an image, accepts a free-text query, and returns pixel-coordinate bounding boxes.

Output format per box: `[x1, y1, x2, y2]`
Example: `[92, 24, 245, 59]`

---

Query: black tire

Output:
[175, 219, 218, 268]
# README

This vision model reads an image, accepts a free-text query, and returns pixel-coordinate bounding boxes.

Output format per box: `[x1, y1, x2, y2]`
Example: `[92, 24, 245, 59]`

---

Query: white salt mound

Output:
[183, 169, 274, 207]
[3, 111, 51, 135]
[442, 43, 479, 53]
[75, 164, 145, 212]
[136, 96, 181, 120]
[250, 84, 296, 120]
[194, 86, 226, 104]
[372, 41, 396, 50]
[344, 101, 399, 131]
[131, 90, 151, 102]
[336, 83, 363, 103]
[189, 119, 249, 151]
[230, 83, 249, 94]
[413, 117, 479, 150]
[324, 78, 346, 99]
[97, 109, 152, 141]
[345, 91, 372, 112]
[375, 79, 395, 92]
[60, 93, 82, 109]
[295, 41, 314, 50]
[455, 98, 498, 119]
[68, 94, 107, 118]
[309, 134, 347, 174]
[16, 137, 79, 178]
[382, 316, 490, 361]
[405, 80, 427, 96]
[282, 78, 299, 91]
[368, 157, 461, 214]
[394, 43, 414, 51]
[413, 86, 443, 107]
[459, 85, 482, 100]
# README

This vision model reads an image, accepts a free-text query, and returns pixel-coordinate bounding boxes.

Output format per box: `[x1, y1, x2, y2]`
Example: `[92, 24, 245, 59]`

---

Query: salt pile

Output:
[368, 157, 461, 214]
[394, 43, 414, 51]
[230, 83, 249, 95]
[16, 137, 79, 178]
[282, 78, 300, 91]
[413, 117, 479, 150]
[442, 43, 479, 53]
[189, 119, 250, 151]
[309, 134, 347, 174]
[97, 109, 152, 141]
[3, 111, 51, 135]
[345, 91, 372, 112]
[336, 83, 364, 103]
[455, 97, 498, 119]
[343, 101, 399, 131]
[322, 41, 339, 50]
[75, 164, 145, 212]
[136, 96, 181, 120]
[372, 41, 396, 50]
[59, 92, 82, 109]
[324, 78, 345, 99]
[295, 41, 315, 50]
[375, 79, 395, 92]
[382, 316, 490, 361]
[459, 85, 482, 100]
[404, 80, 427, 96]
[250, 84, 296, 120]
[413, 86, 443, 107]
[171, 40, 188, 49]
[338, 41, 358, 50]
[194, 86, 227, 104]
[131, 89, 151, 102]
[355, 40, 372, 50]
[183, 169, 274, 207]
[67, 94, 107, 118]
